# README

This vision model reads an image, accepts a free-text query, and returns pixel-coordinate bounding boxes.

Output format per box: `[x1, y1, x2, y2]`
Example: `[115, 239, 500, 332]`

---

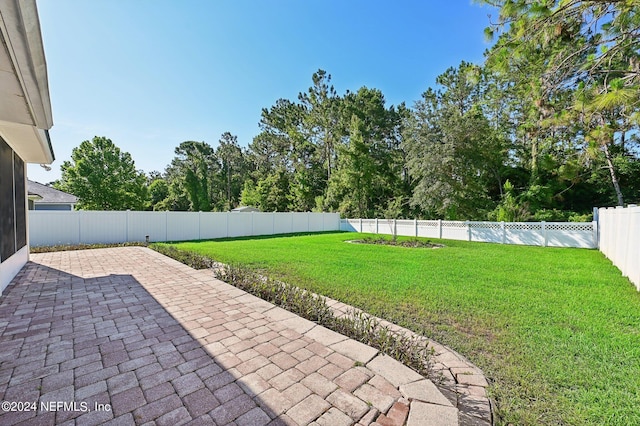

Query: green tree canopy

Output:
[56, 136, 148, 210]
[165, 141, 217, 212]
[403, 63, 508, 219]
[482, 0, 640, 205]
[214, 132, 248, 210]
[147, 177, 169, 211]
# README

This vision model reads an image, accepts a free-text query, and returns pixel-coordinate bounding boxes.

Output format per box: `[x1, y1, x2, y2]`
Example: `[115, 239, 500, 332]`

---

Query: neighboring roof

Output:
[0, 0, 54, 164]
[27, 180, 77, 204]
[231, 206, 261, 212]
[27, 191, 43, 201]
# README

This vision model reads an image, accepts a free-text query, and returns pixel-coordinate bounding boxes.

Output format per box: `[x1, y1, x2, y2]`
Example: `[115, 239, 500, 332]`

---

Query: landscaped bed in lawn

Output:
[159, 232, 640, 425]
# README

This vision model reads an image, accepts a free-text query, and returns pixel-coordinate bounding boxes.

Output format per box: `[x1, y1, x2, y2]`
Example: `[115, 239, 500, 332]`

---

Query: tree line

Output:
[56, 1, 639, 220]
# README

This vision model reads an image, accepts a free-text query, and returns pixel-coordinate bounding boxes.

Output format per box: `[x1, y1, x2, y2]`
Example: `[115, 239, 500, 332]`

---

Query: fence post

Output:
[77, 210, 82, 245]
[592, 220, 598, 249]
[542, 221, 547, 247]
[198, 211, 202, 240]
[620, 207, 630, 280]
[438, 219, 442, 239]
[394, 219, 397, 238]
[605, 207, 613, 257]
[613, 206, 623, 261]
[251, 212, 255, 236]
[501, 221, 506, 244]
[375, 218, 379, 234]
[359, 218, 363, 233]
[466, 221, 471, 241]
[414, 218, 418, 237]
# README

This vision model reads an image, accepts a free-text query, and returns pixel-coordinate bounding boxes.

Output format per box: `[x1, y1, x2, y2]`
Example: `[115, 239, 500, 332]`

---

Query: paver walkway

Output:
[0, 247, 480, 425]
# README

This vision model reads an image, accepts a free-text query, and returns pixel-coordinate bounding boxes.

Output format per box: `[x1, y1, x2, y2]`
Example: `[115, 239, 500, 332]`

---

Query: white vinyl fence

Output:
[598, 206, 640, 291]
[29, 211, 340, 246]
[340, 218, 597, 249]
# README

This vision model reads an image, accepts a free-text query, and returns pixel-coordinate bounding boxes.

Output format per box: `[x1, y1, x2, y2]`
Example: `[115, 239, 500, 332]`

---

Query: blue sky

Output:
[30, 0, 498, 184]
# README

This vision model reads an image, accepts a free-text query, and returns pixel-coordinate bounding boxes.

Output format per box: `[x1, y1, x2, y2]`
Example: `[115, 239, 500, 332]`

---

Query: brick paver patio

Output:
[0, 247, 467, 425]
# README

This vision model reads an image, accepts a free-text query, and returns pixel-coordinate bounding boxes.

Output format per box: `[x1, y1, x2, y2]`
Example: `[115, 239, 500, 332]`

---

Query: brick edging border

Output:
[323, 297, 494, 425]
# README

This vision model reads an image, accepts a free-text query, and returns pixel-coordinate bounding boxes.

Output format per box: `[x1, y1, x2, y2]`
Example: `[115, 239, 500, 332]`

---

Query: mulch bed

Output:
[348, 238, 444, 249]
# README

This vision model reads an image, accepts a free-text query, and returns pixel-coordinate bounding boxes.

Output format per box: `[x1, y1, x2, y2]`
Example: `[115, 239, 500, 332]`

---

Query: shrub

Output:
[332, 309, 434, 377]
[149, 244, 217, 269]
[532, 209, 593, 222]
[215, 264, 333, 324]
[31, 242, 144, 253]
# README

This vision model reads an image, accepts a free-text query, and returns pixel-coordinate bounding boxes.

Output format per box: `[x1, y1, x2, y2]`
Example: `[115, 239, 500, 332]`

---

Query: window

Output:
[0, 137, 16, 262]
[14, 153, 26, 250]
[0, 137, 27, 262]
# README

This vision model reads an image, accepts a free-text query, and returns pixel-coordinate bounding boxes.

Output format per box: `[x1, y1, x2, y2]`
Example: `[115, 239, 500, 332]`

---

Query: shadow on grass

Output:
[160, 230, 348, 244]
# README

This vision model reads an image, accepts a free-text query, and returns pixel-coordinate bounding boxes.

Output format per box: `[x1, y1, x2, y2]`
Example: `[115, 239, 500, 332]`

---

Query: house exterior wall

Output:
[0, 0, 55, 295]
[0, 136, 28, 293]
[34, 203, 73, 211]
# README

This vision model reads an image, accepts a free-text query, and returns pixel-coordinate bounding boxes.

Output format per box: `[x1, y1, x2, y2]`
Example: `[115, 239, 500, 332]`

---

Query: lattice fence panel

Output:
[505, 223, 543, 231]
[546, 223, 593, 232]
[417, 220, 438, 228]
[469, 222, 501, 229]
[442, 221, 467, 228]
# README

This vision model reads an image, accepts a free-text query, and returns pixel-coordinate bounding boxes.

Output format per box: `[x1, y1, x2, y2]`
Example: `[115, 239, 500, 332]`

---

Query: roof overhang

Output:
[0, 0, 54, 164]
[0, 120, 53, 163]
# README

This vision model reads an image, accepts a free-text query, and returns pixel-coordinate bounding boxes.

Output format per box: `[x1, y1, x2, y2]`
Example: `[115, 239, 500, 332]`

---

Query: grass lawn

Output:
[163, 232, 640, 425]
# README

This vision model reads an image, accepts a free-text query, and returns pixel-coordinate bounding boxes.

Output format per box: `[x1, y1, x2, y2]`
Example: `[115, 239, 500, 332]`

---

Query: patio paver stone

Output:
[0, 247, 470, 425]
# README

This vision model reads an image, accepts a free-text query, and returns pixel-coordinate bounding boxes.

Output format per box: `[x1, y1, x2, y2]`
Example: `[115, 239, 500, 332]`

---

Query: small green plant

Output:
[150, 244, 217, 269]
[215, 264, 334, 324]
[333, 309, 433, 377]
[31, 242, 145, 253]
